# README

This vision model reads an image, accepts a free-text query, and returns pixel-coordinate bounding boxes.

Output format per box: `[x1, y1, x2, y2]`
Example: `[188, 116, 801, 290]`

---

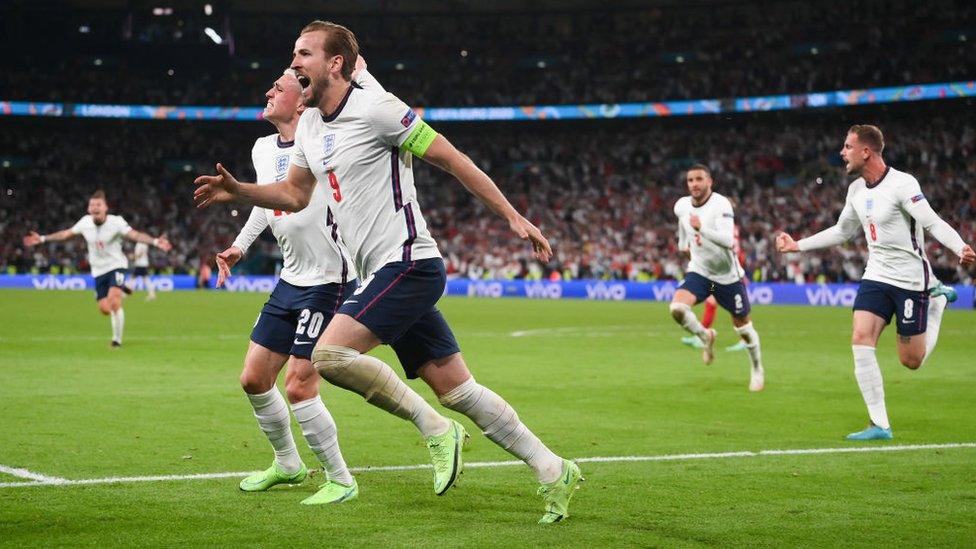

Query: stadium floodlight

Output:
[204, 3, 213, 15]
[204, 27, 223, 44]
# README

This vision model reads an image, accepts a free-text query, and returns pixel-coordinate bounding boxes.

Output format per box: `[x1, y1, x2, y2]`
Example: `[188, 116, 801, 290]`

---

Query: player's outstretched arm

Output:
[780, 193, 861, 253]
[904, 193, 976, 266]
[420, 135, 552, 262]
[215, 246, 244, 288]
[125, 230, 172, 252]
[193, 163, 317, 212]
[23, 229, 76, 247]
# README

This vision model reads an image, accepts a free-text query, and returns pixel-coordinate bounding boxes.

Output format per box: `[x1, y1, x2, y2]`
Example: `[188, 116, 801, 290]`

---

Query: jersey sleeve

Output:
[367, 93, 438, 157]
[900, 176, 967, 256]
[232, 207, 269, 254]
[290, 116, 310, 169]
[698, 199, 735, 249]
[115, 216, 133, 237]
[69, 216, 88, 235]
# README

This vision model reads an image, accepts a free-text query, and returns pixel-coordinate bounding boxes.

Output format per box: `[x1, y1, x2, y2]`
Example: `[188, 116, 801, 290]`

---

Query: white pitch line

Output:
[0, 464, 68, 484]
[1, 442, 973, 490]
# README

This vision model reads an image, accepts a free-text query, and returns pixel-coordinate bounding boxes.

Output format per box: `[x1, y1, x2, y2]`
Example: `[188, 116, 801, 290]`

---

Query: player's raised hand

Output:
[509, 215, 552, 263]
[23, 231, 42, 247]
[776, 232, 799, 253]
[155, 235, 173, 252]
[215, 246, 243, 288]
[959, 244, 975, 267]
[194, 163, 240, 208]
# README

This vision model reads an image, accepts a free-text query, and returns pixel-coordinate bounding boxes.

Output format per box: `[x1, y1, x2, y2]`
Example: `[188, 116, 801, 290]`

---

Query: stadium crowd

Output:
[2, 106, 974, 285]
[2, 0, 973, 107]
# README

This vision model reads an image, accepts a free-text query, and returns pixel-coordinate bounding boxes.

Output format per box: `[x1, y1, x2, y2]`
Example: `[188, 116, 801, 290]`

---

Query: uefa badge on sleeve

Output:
[401, 109, 416, 128]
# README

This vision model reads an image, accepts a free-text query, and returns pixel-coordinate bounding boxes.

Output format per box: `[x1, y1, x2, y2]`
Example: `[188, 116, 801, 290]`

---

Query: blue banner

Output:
[2, 81, 973, 123]
[3, 275, 971, 310]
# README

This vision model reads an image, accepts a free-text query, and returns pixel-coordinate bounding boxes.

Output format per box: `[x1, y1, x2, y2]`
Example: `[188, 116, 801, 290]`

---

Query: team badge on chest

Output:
[323, 133, 336, 157]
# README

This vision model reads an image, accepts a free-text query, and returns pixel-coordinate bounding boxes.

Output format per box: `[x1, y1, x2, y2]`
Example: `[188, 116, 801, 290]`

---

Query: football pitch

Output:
[1, 289, 974, 547]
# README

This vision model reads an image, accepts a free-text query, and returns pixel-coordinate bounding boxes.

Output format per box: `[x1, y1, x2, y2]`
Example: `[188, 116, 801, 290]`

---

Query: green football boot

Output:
[538, 460, 584, 524]
[681, 335, 705, 349]
[300, 478, 359, 505]
[239, 462, 308, 492]
[425, 419, 469, 495]
[928, 282, 958, 303]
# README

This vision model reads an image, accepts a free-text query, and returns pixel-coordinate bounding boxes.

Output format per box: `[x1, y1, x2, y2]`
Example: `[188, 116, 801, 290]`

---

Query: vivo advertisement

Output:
[2, 275, 972, 310]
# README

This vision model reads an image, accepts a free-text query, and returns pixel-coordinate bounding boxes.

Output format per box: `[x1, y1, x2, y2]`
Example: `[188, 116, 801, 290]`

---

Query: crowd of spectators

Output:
[2, 0, 973, 107]
[2, 104, 973, 285]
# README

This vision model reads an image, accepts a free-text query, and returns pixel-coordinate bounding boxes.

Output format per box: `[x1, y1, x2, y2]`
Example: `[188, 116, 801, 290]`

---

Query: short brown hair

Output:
[301, 20, 359, 81]
[90, 189, 106, 201]
[687, 163, 711, 177]
[848, 124, 884, 153]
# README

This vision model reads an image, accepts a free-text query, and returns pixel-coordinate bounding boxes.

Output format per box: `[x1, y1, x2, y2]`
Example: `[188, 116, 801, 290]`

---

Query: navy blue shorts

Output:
[339, 258, 461, 378]
[133, 267, 149, 277]
[251, 279, 356, 359]
[94, 269, 127, 300]
[679, 272, 751, 318]
[853, 280, 929, 336]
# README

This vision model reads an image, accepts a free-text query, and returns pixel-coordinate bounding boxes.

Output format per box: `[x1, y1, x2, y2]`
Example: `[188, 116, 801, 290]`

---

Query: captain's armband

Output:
[401, 119, 438, 158]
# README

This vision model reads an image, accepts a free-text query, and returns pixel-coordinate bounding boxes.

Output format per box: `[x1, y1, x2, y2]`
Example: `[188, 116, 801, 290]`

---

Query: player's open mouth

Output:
[265, 101, 274, 110]
[296, 74, 311, 89]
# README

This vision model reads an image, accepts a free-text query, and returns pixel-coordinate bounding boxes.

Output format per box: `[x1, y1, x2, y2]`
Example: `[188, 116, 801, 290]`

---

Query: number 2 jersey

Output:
[290, 80, 441, 280]
[674, 192, 745, 285]
[799, 167, 967, 292]
[69, 214, 131, 277]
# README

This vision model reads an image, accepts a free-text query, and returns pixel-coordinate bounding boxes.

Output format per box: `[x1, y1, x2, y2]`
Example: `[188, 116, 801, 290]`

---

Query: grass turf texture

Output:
[0, 289, 973, 547]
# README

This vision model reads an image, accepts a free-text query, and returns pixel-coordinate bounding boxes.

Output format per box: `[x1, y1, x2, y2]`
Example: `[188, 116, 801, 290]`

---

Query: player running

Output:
[130, 242, 156, 300]
[195, 21, 581, 523]
[669, 165, 765, 391]
[23, 190, 171, 347]
[777, 125, 974, 440]
[215, 64, 387, 504]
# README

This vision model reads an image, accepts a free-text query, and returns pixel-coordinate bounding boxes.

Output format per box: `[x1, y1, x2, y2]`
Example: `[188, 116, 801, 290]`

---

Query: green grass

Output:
[0, 289, 974, 547]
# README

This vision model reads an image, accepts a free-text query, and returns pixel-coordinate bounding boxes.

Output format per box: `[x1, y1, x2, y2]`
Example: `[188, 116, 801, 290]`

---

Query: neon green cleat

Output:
[725, 341, 748, 352]
[538, 459, 584, 524]
[300, 478, 359, 505]
[426, 419, 468, 495]
[238, 462, 308, 492]
[681, 335, 705, 349]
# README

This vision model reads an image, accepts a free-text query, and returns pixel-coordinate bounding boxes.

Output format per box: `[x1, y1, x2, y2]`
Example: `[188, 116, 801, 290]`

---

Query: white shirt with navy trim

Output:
[70, 214, 131, 277]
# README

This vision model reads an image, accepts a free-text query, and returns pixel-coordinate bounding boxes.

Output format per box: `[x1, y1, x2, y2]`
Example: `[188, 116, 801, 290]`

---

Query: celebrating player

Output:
[777, 125, 975, 440]
[195, 21, 580, 523]
[214, 64, 386, 504]
[669, 165, 765, 391]
[23, 190, 171, 347]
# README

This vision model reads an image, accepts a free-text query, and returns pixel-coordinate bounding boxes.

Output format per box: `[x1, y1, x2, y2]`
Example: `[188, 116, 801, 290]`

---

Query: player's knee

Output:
[900, 353, 923, 370]
[311, 345, 360, 382]
[669, 302, 690, 322]
[98, 302, 111, 315]
[239, 367, 272, 394]
[851, 329, 875, 346]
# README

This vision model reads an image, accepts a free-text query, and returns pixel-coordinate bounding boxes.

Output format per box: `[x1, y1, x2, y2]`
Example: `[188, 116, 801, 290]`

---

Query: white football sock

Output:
[145, 277, 156, 299]
[439, 378, 564, 484]
[921, 295, 947, 366]
[246, 385, 302, 473]
[852, 345, 890, 429]
[110, 308, 125, 343]
[291, 396, 353, 485]
[670, 303, 709, 340]
[313, 345, 450, 438]
[734, 322, 763, 370]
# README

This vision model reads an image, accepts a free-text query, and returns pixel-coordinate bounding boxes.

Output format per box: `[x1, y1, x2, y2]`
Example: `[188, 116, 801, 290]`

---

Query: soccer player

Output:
[669, 165, 765, 392]
[195, 21, 581, 523]
[22, 190, 172, 347]
[776, 124, 975, 440]
[214, 65, 381, 504]
[130, 242, 156, 300]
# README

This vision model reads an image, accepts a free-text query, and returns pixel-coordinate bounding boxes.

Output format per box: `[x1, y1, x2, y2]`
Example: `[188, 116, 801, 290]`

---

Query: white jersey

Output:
[674, 192, 743, 285]
[70, 214, 131, 277]
[291, 80, 440, 279]
[133, 242, 150, 268]
[232, 134, 355, 287]
[829, 167, 940, 291]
